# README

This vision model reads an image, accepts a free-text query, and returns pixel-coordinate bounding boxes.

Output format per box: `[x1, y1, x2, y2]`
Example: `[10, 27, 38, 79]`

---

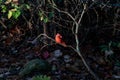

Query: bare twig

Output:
[32, 34, 55, 44]
[75, 4, 99, 80]
[0, 20, 7, 29]
[78, 4, 87, 24]
[93, 8, 99, 24]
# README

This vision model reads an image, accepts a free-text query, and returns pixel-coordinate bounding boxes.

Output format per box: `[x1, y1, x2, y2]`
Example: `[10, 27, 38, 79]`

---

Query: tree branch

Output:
[75, 4, 100, 80]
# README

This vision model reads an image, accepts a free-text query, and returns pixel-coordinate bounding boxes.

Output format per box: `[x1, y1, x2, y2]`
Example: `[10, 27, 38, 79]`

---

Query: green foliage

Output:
[32, 75, 51, 80]
[99, 45, 109, 52]
[19, 59, 51, 77]
[100, 41, 120, 52]
[111, 42, 120, 48]
[8, 10, 12, 19]
[12, 10, 21, 19]
[43, 17, 49, 23]
[0, 0, 30, 19]
[1, 5, 7, 13]
[0, 0, 2, 3]
[38, 11, 49, 23]
[48, 11, 54, 19]
[19, 4, 30, 10]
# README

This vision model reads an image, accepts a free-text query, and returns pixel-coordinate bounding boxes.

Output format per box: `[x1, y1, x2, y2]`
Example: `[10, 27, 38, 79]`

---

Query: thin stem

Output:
[53, 7, 76, 23]
[0, 20, 7, 29]
[75, 4, 99, 80]
[78, 4, 87, 24]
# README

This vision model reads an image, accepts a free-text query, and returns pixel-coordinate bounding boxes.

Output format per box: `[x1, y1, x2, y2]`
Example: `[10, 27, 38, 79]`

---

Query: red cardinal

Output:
[55, 33, 67, 47]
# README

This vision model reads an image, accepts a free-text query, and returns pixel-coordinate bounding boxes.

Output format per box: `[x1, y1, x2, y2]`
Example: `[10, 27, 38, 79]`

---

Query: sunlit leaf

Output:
[25, 4, 30, 9]
[5, 0, 12, 4]
[40, 16, 44, 21]
[1, 5, 7, 13]
[10, 8, 17, 11]
[12, 10, 21, 19]
[8, 10, 12, 19]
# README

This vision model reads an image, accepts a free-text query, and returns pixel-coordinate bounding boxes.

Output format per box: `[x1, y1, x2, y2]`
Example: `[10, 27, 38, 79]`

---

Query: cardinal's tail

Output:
[61, 42, 67, 47]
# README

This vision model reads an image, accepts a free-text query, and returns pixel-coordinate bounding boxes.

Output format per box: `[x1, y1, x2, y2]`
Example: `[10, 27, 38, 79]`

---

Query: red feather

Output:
[55, 33, 67, 47]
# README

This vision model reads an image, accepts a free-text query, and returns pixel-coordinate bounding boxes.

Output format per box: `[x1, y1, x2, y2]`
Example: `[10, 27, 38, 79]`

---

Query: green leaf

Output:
[20, 4, 30, 10]
[99, 45, 108, 48]
[38, 11, 43, 16]
[99, 45, 108, 52]
[11, 3, 19, 9]
[0, 0, 2, 4]
[43, 17, 49, 23]
[32, 75, 51, 80]
[1, 5, 7, 13]
[8, 10, 12, 19]
[5, 0, 12, 4]
[25, 4, 30, 9]
[101, 47, 108, 52]
[48, 12, 54, 19]
[12, 10, 21, 19]
[40, 16, 44, 21]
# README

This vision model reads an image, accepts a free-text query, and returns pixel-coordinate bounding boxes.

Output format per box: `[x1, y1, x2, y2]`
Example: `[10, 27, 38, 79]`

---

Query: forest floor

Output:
[0, 28, 120, 80]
